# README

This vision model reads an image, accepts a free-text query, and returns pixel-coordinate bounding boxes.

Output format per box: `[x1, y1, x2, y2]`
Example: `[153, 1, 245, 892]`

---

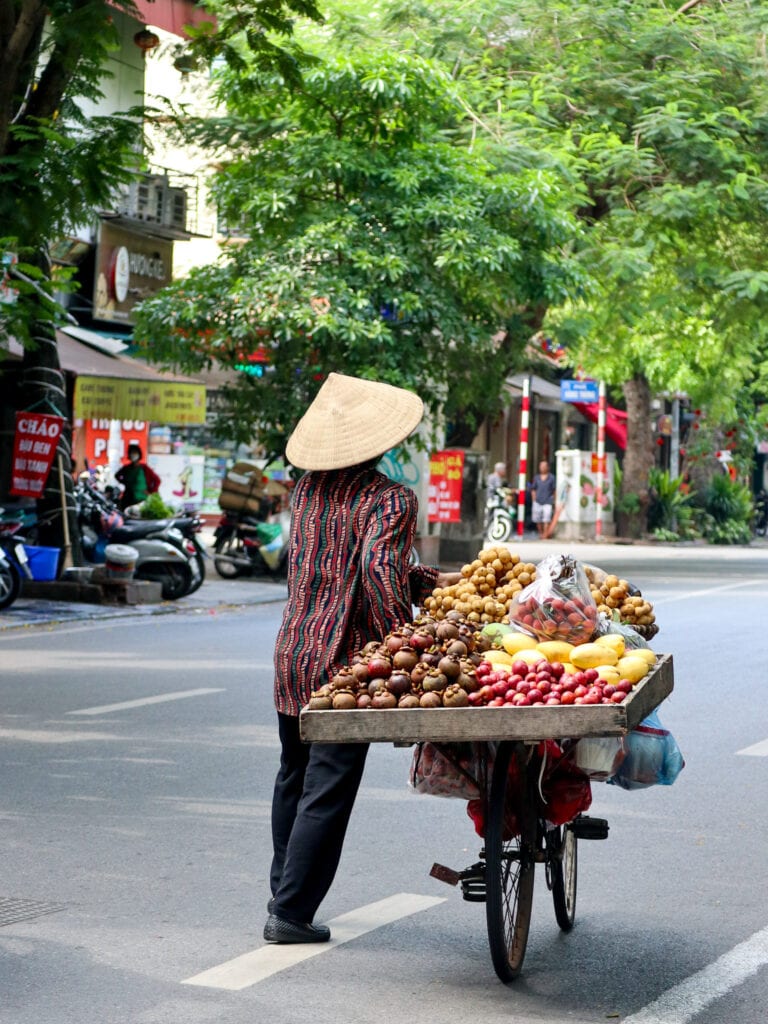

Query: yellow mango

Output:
[501, 632, 541, 656]
[629, 648, 657, 667]
[570, 643, 619, 669]
[535, 640, 575, 663]
[483, 650, 515, 667]
[594, 634, 625, 658]
[615, 655, 650, 684]
[596, 665, 621, 684]
[510, 648, 548, 667]
[561, 661, 578, 675]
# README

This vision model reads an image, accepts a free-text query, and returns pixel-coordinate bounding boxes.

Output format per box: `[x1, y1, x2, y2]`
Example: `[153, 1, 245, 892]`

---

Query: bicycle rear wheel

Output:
[548, 823, 577, 931]
[485, 742, 537, 983]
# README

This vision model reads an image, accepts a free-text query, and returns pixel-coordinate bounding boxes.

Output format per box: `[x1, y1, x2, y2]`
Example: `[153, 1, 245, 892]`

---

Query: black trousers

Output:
[270, 712, 369, 925]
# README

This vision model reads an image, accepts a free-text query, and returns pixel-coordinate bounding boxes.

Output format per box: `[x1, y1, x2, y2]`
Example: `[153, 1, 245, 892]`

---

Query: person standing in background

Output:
[530, 460, 556, 538]
[114, 443, 161, 510]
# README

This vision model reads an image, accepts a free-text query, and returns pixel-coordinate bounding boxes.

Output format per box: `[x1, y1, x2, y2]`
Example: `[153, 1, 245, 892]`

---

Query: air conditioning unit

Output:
[127, 175, 166, 223]
[162, 187, 188, 231]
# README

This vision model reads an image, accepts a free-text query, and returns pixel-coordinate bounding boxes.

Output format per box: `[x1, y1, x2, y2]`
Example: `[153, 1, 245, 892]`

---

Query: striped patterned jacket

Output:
[273, 465, 438, 716]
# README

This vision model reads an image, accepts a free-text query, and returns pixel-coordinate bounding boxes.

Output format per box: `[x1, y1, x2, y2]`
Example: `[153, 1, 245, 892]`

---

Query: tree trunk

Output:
[619, 373, 655, 538]
[20, 254, 82, 568]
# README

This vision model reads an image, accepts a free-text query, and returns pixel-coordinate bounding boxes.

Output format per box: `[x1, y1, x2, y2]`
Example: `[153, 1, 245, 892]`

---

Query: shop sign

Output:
[83, 420, 149, 464]
[10, 411, 66, 497]
[428, 449, 465, 523]
[93, 223, 173, 325]
[74, 376, 206, 425]
[560, 379, 599, 403]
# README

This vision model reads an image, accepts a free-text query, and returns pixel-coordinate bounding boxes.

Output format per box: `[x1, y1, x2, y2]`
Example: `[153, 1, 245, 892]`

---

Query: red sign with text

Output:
[83, 420, 149, 466]
[428, 449, 465, 523]
[10, 411, 66, 497]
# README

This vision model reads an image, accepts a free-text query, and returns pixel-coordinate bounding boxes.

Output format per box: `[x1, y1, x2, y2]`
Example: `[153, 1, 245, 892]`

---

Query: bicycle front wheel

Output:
[549, 823, 577, 931]
[485, 742, 537, 983]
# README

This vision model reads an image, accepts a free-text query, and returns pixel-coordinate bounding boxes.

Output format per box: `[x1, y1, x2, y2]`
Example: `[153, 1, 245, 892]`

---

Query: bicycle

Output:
[432, 740, 607, 982]
[301, 654, 673, 983]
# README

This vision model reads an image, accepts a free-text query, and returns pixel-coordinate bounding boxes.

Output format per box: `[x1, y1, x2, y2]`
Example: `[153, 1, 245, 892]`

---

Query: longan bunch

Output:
[424, 546, 537, 624]
[586, 570, 657, 635]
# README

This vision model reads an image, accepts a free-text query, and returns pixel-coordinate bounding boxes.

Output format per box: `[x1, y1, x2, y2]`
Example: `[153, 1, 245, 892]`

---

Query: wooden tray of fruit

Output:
[300, 654, 674, 745]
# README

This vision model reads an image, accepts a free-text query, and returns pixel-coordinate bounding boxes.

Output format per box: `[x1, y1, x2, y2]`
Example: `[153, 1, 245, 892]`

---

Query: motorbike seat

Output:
[109, 519, 172, 542]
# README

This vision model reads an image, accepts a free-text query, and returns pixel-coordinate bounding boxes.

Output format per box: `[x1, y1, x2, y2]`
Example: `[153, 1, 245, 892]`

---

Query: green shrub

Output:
[702, 474, 753, 544]
[647, 469, 693, 533]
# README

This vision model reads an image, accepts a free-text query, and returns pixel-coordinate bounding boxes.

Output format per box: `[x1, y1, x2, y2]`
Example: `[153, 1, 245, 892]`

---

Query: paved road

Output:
[2, 536, 766, 633]
[1, 542, 768, 1023]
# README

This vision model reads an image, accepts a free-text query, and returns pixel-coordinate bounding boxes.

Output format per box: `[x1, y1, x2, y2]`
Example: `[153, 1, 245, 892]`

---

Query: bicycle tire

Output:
[485, 742, 537, 983]
[549, 824, 577, 932]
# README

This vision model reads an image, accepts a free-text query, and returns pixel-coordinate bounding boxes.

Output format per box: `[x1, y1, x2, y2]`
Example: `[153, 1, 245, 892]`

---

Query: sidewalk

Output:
[0, 572, 289, 633]
[2, 534, 766, 633]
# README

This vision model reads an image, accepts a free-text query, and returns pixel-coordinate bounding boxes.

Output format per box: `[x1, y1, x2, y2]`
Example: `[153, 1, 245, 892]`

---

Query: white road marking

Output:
[652, 579, 763, 606]
[66, 688, 225, 716]
[183, 893, 446, 990]
[622, 924, 768, 1024]
[736, 738, 768, 756]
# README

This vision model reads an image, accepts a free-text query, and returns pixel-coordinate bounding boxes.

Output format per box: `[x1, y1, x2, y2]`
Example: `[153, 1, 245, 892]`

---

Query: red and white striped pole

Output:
[517, 377, 530, 538]
[595, 379, 606, 540]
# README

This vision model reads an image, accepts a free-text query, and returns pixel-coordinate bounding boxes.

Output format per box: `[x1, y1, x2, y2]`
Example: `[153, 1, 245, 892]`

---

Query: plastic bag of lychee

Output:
[507, 553, 598, 645]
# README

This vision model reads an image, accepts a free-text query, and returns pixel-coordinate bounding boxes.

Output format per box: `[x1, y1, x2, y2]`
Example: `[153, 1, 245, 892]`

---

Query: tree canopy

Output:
[135, 0, 768, 493]
[133, 39, 584, 456]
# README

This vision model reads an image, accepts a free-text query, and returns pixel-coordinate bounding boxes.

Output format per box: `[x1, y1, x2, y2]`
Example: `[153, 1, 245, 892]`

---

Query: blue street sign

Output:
[560, 379, 600, 403]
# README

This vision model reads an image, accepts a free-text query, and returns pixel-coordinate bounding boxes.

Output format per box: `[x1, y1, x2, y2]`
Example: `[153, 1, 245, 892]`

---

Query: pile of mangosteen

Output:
[306, 611, 495, 711]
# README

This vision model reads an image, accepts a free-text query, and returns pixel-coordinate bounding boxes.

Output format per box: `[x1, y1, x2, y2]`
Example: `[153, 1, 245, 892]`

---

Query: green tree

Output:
[349, 0, 768, 531]
[0, 0, 321, 551]
[133, 42, 585, 458]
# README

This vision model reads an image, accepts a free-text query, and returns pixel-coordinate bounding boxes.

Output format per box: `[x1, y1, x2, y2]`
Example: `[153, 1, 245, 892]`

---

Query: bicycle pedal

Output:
[569, 815, 609, 840]
[430, 863, 461, 886]
[461, 877, 487, 902]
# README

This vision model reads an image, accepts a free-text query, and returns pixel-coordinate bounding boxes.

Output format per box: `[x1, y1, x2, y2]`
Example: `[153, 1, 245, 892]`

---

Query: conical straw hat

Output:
[286, 373, 424, 471]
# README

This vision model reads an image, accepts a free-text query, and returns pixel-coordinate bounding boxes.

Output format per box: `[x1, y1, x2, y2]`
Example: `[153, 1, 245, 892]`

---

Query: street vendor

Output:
[264, 372, 460, 945]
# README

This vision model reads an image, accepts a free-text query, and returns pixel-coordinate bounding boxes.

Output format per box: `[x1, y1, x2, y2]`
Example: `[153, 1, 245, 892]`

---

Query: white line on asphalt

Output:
[736, 738, 768, 756]
[652, 579, 763, 606]
[66, 688, 225, 716]
[622, 924, 768, 1024]
[182, 893, 446, 990]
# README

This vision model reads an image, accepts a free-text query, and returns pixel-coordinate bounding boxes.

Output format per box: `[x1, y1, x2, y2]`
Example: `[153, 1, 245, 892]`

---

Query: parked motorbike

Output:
[0, 510, 34, 610]
[75, 479, 204, 600]
[213, 508, 290, 579]
[484, 486, 518, 543]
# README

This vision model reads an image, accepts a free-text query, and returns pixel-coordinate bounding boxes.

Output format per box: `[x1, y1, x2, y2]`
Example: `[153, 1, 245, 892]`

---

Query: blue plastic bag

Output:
[607, 709, 684, 790]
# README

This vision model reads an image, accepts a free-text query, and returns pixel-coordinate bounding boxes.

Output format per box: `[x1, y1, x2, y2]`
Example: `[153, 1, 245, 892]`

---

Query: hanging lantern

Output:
[133, 27, 160, 53]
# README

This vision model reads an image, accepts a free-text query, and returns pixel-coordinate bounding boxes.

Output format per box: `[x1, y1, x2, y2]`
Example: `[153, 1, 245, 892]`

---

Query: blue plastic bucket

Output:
[23, 545, 60, 581]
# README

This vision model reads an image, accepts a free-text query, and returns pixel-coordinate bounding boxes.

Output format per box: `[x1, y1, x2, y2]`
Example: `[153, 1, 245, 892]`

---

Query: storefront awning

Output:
[57, 330, 207, 425]
[572, 402, 628, 450]
[123, 1, 215, 38]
